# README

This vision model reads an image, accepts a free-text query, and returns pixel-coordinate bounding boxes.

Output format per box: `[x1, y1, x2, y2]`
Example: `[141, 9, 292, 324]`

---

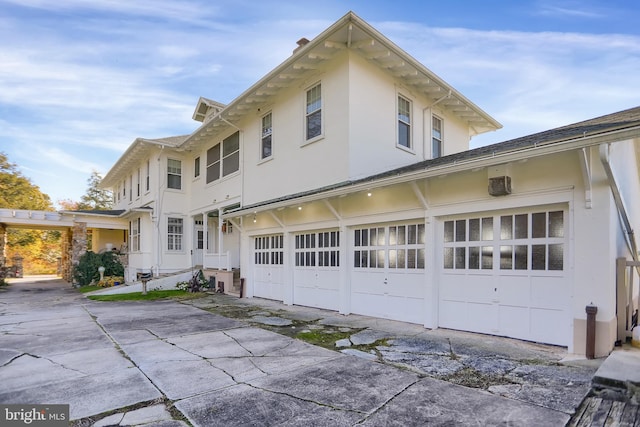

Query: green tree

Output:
[0, 152, 59, 274]
[77, 170, 113, 210]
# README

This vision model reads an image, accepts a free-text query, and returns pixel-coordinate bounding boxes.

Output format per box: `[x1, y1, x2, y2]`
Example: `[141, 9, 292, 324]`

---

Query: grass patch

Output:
[87, 290, 203, 301]
[78, 285, 102, 293]
[439, 367, 514, 389]
[296, 329, 353, 350]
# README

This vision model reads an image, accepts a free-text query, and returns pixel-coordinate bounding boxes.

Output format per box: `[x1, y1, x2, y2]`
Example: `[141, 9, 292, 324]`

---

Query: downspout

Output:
[599, 143, 639, 264]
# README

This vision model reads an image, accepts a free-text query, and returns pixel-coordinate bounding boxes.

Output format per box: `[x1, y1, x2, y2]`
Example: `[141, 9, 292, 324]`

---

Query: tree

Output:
[0, 152, 59, 274]
[0, 152, 52, 210]
[77, 170, 113, 210]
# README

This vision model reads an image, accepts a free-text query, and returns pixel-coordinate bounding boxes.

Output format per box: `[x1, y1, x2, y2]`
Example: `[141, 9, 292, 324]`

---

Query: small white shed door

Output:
[253, 234, 284, 301]
[350, 223, 426, 324]
[438, 209, 570, 346]
[293, 230, 340, 310]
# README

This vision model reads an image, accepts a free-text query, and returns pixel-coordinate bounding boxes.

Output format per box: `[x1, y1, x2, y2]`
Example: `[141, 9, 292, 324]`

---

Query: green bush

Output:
[73, 251, 125, 287]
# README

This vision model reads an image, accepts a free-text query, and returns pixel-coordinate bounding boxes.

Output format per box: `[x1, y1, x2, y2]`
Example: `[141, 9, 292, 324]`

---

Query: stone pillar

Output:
[11, 255, 23, 278]
[70, 223, 87, 284]
[0, 224, 6, 269]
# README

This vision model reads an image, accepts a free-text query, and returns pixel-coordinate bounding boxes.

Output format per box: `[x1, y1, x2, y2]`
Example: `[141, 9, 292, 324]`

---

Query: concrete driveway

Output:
[0, 277, 592, 426]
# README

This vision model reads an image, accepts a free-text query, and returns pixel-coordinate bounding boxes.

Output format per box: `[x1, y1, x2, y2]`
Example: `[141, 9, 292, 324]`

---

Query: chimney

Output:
[293, 37, 310, 54]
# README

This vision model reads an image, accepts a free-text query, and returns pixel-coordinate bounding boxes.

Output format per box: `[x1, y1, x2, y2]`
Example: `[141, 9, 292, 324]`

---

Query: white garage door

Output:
[351, 222, 426, 324]
[293, 230, 340, 310]
[439, 208, 570, 346]
[253, 234, 284, 301]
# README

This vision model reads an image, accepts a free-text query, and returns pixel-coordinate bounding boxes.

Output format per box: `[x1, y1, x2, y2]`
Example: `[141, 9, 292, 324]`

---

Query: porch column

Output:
[70, 222, 87, 284]
[203, 212, 208, 269]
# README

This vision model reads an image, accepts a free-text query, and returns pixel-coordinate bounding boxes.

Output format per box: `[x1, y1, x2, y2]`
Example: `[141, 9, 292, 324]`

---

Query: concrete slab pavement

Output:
[0, 277, 614, 426]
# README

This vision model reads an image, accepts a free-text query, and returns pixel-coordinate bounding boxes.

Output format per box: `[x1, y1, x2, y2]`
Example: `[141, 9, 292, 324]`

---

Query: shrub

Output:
[97, 276, 125, 287]
[73, 251, 125, 287]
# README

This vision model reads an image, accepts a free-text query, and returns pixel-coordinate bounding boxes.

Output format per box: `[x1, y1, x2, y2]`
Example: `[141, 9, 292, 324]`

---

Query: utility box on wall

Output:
[488, 176, 512, 196]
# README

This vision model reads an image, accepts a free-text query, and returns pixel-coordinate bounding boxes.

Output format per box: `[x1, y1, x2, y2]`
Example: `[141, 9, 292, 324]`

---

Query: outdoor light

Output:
[98, 266, 105, 281]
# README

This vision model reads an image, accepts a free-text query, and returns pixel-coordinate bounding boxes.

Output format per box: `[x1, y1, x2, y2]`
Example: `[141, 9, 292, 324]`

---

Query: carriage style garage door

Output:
[293, 230, 340, 310]
[438, 208, 570, 346]
[253, 234, 284, 301]
[350, 222, 426, 324]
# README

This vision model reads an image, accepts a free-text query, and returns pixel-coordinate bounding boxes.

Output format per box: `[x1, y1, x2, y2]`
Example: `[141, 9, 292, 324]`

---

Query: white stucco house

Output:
[99, 11, 640, 357]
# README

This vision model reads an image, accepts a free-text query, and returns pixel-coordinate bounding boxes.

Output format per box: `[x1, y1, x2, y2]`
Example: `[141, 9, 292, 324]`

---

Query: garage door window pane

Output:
[548, 244, 563, 270]
[455, 247, 465, 269]
[397, 226, 406, 245]
[417, 249, 425, 269]
[549, 211, 564, 238]
[482, 246, 493, 269]
[500, 245, 512, 269]
[532, 244, 546, 270]
[444, 247, 454, 269]
[469, 219, 480, 241]
[444, 221, 454, 242]
[500, 216, 512, 240]
[532, 213, 546, 238]
[408, 225, 417, 244]
[469, 247, 480, 269]
[455, 220, 466, 242]
[482, 217, 493, 240]
[515, 214, 528, 239]
[418, 224, 425, 244]
[515, 245, 528, 270]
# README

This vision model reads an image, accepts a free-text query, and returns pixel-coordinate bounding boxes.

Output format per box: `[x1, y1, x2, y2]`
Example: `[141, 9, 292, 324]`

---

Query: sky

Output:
[1, 0, 639, 209]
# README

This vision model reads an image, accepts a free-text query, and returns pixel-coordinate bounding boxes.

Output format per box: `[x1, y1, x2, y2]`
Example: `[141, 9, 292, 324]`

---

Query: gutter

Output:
[599, 143, 639, 264]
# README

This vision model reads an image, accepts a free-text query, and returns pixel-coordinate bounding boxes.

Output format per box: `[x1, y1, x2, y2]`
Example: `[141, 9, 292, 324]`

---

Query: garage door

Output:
[439, 208, 569, 346]
[293, 230, 340, 310]
[351, 222, 425, 324]
[253, 234, 284, 301]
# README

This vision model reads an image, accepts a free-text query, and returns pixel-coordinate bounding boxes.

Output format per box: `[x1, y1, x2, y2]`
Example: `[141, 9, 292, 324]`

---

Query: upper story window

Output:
[261, 112, 273, 159]
[206, 131, 240, 183]
[167, 217, 183, 251]
[130, 217, 140, 252]
[116, 184, 120, 202]
[128, 175, 132, 201]
[136, 168, 140, 197]
[398, 95, 411, 149]
[167, 159, 182, 190]
[432, 115, 443, 158]
[122, 180, 126, 198]
[194, 157, 200, 178]
[145, 160, 150, 192]
[305, 83, 322, 141]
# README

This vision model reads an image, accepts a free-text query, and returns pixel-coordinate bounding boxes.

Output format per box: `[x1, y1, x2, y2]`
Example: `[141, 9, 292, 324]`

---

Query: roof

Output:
[100, 135, 190, 188]
[226, 105, 640, 216]
[180, 11, 502, 152]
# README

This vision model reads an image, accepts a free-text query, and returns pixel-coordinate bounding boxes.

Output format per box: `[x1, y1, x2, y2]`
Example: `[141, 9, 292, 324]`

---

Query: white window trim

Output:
[303, 82, 324, 146]
[396, 93, 414, 153]
[167, 158, 182, 191]
[167, 216, 184, 252]
[432, 114, 443, 159]
[194, 156, 201, 181]
[145, 160, 150, 194]
[259, 111, 274, 162]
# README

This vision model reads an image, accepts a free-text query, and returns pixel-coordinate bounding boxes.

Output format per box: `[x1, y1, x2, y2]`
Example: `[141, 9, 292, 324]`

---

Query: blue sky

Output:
[1, 0, 639, 208]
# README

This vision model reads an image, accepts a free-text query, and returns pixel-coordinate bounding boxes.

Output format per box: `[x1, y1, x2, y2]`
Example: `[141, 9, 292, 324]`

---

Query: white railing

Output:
[204, 251, 231, 271]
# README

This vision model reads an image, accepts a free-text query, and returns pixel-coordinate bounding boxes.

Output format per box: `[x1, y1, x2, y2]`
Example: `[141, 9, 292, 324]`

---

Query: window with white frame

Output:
[261, 112, 273, 159]
[398, 95, 411, 149]
[294, 231, 340, 267]
[136, 168, 140, 197]
[167, 159, 182, 190]
[130, 217, 140, 252]
[167, 217, 183, 251]
[194, 157, 200, 178]
[305, 83, 322, 140]
[116, 184, 120, 201]
[128, 175, 132, 201]
[122, 180, 126, 198]
[206, 131, 240, 183]
[145, 160, 150, 192]
[354, 224, 425, 269]
[254, 235, 284, 265]
[432, 115, 443, 158]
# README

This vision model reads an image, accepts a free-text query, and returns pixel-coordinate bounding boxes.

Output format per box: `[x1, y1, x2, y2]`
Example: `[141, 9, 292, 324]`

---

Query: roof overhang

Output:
[181, 11, 501, 152]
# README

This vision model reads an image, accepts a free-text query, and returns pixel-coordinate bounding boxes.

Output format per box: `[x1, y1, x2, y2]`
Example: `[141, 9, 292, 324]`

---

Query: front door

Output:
[193, 219, 204, 267]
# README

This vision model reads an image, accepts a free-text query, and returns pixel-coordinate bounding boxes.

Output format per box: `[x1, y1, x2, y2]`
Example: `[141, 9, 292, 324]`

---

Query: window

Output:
[261, 112, 273, 159]
[167, 159, 182, 190]
[432, 115, 443, 158]
[354, 224, 425, 270]
[254, 235, 284, 265]
[116, 184, 120, 201]
[444, 217, 493, 270]
[167, 217, 183, 251]
[206, 132, 240, 183]
[295, 231, 339, 267]
[306, 83, 322, 140]
[128, 175, 132, 201]
[136, 168, 140, 197]
[122, 180, 126, 198]
[130, 217, 140, 252]
[194, 157, 200, 178]
[145, 160, 150, 192]
[398, 95, 411, 148]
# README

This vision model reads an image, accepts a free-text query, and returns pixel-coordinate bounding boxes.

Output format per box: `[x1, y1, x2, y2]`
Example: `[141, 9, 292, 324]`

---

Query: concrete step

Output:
[592, 346, 640, 392]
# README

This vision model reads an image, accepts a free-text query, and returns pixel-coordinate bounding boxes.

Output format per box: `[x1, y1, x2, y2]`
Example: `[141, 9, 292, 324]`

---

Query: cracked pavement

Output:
[0, 278, 596, 426]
